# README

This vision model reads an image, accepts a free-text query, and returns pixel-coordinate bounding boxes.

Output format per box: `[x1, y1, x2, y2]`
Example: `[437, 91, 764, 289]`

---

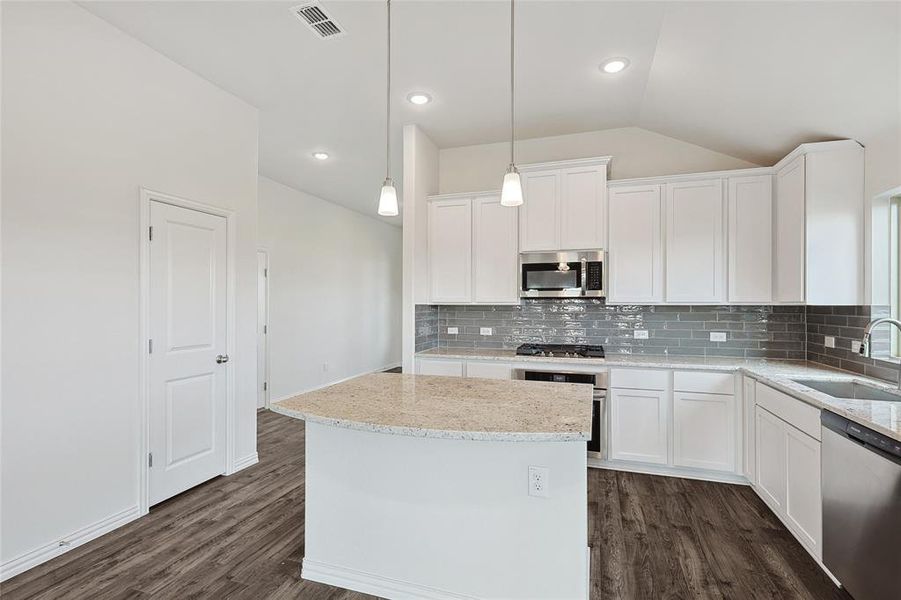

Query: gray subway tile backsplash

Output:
[806, 305, 899, 384]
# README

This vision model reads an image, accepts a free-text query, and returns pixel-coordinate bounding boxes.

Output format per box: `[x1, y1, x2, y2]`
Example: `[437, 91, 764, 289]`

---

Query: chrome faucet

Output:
[859, 317, 901, 389]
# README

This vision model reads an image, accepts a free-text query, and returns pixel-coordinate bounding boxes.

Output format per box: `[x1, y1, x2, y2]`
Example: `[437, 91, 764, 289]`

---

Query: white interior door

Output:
[257, 250, 269, 409]
[149, 201, 228, 506]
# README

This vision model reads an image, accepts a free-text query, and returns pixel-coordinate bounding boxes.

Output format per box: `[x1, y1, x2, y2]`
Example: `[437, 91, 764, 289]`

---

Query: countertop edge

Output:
[270, 401, 592, 442]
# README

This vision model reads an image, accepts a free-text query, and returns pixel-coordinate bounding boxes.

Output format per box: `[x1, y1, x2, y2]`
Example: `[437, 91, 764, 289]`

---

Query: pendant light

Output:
[500, 0, 523, 207]
[377, 0, 399, 216]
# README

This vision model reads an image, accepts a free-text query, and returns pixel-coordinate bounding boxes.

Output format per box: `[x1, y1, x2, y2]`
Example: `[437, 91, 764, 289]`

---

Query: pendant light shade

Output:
[378, 177, 399, 216]
[501, 0, 522, 208]
[377, 0, 398, 217]
[500, 164, 523, 207]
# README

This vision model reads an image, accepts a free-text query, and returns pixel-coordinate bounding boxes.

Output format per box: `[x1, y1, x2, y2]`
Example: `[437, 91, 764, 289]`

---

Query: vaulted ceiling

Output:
[81, 1, 900, 223]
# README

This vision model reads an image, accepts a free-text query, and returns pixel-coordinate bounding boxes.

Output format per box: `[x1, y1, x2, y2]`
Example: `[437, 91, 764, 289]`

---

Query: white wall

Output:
[438, 126, 761, 194]
[257, 176, 401, 400]
[1, 1, 259, 577]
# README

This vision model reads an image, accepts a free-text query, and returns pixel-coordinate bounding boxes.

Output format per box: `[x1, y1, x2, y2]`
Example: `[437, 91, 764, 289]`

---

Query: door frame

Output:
[138, 188, 237, 515]
[257, 248, 271, 408]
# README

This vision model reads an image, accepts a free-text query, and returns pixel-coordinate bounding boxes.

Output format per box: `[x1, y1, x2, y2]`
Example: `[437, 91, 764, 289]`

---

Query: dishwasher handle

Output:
[822, 410, 901, 461]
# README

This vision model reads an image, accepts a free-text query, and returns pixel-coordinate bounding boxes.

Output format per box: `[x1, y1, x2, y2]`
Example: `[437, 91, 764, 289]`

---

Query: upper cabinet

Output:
[519, 158, 610, 252]
[428, 193, 518, 305]
[607, 184, 664, 303]
[773, 140, 865, 305]
[728, 174, 773, 303]
[665, 178, 726, 303]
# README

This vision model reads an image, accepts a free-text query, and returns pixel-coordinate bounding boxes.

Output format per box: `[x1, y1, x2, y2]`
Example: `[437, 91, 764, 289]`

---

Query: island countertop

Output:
[270, 372, 593, 442]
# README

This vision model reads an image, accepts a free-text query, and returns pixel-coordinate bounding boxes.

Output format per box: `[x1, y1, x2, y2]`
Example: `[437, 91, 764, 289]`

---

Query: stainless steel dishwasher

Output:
[821, 411, 901, 600]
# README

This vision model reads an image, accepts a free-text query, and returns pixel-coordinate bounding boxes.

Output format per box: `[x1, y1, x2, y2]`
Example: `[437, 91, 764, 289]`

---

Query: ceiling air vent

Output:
[291, 2, 346, 39]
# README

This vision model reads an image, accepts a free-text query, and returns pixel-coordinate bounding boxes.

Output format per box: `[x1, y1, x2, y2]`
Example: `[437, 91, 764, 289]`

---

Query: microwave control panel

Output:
[585, 262, 603, 291]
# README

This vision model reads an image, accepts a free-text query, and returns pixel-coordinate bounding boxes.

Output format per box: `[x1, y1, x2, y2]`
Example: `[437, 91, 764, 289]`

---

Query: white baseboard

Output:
[588, 457, 749, 485]
[0, 505, 141, 582]
[270, 362, 403, 405]
[231, 452, 259, 473]
[302, 559, 477, 600]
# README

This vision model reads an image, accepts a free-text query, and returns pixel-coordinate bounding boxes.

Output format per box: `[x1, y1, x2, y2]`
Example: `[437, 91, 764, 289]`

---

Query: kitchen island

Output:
[271, 373, 593, 600]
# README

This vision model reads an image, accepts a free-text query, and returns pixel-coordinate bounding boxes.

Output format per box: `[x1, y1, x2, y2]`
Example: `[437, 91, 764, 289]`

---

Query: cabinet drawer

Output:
[416, 359, 464, 377]
[674, 371, 734, 395]
[610, 368, 668, 391]
[755, 382, 820, 441]
[465, 361, 512, 380]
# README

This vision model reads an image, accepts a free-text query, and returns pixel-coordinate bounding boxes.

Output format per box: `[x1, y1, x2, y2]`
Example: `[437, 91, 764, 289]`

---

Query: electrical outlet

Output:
[447, 326, 459, 335]
[528, 466, 550, 498]
[825, 336, 836, 348]
[633, 329, 649, 340]
[851, 340, 862, 354]
[479, 327, 493, 336]
[709, 331, 727, 342]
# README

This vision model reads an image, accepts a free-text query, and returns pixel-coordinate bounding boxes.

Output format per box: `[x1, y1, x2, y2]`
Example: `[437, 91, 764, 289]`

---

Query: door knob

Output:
[216, 354, 230, 364]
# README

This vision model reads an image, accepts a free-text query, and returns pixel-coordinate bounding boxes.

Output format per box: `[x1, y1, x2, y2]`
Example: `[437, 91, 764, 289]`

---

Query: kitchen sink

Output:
[792, 379, 901, 402]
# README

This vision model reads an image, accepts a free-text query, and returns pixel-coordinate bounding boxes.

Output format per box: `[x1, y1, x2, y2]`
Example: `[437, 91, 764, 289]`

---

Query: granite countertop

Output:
[270, 372, 593, 442]
[416, 348, 901, 442]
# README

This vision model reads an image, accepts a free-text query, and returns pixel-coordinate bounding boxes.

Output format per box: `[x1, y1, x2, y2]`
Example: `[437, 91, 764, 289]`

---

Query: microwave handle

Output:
[580, 258, 587, 296]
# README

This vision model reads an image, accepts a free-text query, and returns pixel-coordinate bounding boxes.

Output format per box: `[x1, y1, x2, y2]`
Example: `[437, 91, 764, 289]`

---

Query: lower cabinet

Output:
[609, 388, 668, 465]
[672, 391, 735, 472]
[754, 404, 823, 559]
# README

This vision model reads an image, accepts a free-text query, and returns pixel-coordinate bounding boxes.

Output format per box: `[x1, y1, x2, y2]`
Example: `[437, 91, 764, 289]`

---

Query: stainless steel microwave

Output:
[519, 250, 605, 298]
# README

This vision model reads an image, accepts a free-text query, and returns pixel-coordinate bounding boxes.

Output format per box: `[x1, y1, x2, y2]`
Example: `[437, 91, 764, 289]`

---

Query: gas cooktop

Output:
[514, 343, 605, 359]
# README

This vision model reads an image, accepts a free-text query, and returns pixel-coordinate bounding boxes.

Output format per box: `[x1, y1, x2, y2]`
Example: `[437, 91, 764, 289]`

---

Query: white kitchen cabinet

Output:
[607, 185, 664, 303]
[785, 425, 823, 558]
[428, 193, 518, 304]
[519, 158, 609, 252]
[728, 175, 773, 303]
[773, 140, 865, 305]
[742, 377, 757, 481]
[465, 361, 512, 380]
[472, 195, 518, 303]
[609, 388, 668, 465]
[665, 178, 725, 303]
[755, 405, 787, 512]
[672, 391, 735, 472]
[773, 154, 806, 303]
[428, 198, 472, 303]
[416, 358, 464, 377]
[519, 170, 560, 251]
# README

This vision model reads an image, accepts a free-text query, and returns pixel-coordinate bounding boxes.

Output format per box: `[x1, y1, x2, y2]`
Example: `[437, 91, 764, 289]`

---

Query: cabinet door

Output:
[743, 377, 757, 481]
[728, 175, 773, 303]
[774, 155, 805, 303]
[519, 171, 560, 251]
[607, 185, 664, 303]
[665, 179, 725, 302]
[428, 198, 472, 303]
[785, 425, 823, 558]
[465, 361, 512, 380]
[672, 392, 735, 472]
[416, 359, 464, 377]
[560, 166, 606, 250]
[472, 195, 518, 303]
[755, 406, 786, 511]
[609, 388, 668, 465]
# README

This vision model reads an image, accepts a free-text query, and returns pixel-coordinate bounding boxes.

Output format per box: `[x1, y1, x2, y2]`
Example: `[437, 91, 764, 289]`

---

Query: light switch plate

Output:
[447, 326, 458, 335]
[479, 327, 493, 336]
[825, 336, 836, 348]
[633, 329, 649, 340]
[709, 332, 727, 342]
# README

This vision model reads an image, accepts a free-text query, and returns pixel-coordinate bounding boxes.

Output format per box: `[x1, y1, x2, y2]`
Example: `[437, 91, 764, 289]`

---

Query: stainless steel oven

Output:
[519, 250, 605, 298]
[513, 368, 607, 458]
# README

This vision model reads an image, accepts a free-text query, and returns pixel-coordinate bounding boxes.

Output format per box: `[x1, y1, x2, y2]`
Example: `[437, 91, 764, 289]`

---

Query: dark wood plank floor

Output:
[2, 410, 849, 600]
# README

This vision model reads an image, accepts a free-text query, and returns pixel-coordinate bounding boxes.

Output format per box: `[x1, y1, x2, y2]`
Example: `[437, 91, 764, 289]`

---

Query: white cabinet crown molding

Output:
[608, 166, 773, 188]
[772, 139, 863, 172]
[518, 155, 612, 173]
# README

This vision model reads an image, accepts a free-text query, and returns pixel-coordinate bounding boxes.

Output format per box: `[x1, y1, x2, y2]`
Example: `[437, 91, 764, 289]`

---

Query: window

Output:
[892, 195, 900, 356]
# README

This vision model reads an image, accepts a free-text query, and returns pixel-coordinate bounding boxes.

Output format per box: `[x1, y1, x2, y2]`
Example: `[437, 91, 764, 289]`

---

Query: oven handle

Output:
[580, 258, 587, 296]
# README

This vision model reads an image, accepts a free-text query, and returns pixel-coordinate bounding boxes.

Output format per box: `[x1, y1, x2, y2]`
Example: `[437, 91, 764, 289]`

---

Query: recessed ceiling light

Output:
[312, 152, 329, 160]
[407, 92, 432, 105]
[600, 58, 630, 74]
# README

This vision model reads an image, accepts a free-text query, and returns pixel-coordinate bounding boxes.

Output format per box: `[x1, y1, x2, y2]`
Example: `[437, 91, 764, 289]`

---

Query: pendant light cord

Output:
[386, 0, 392, 180]
[510, 0, 515, 166]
